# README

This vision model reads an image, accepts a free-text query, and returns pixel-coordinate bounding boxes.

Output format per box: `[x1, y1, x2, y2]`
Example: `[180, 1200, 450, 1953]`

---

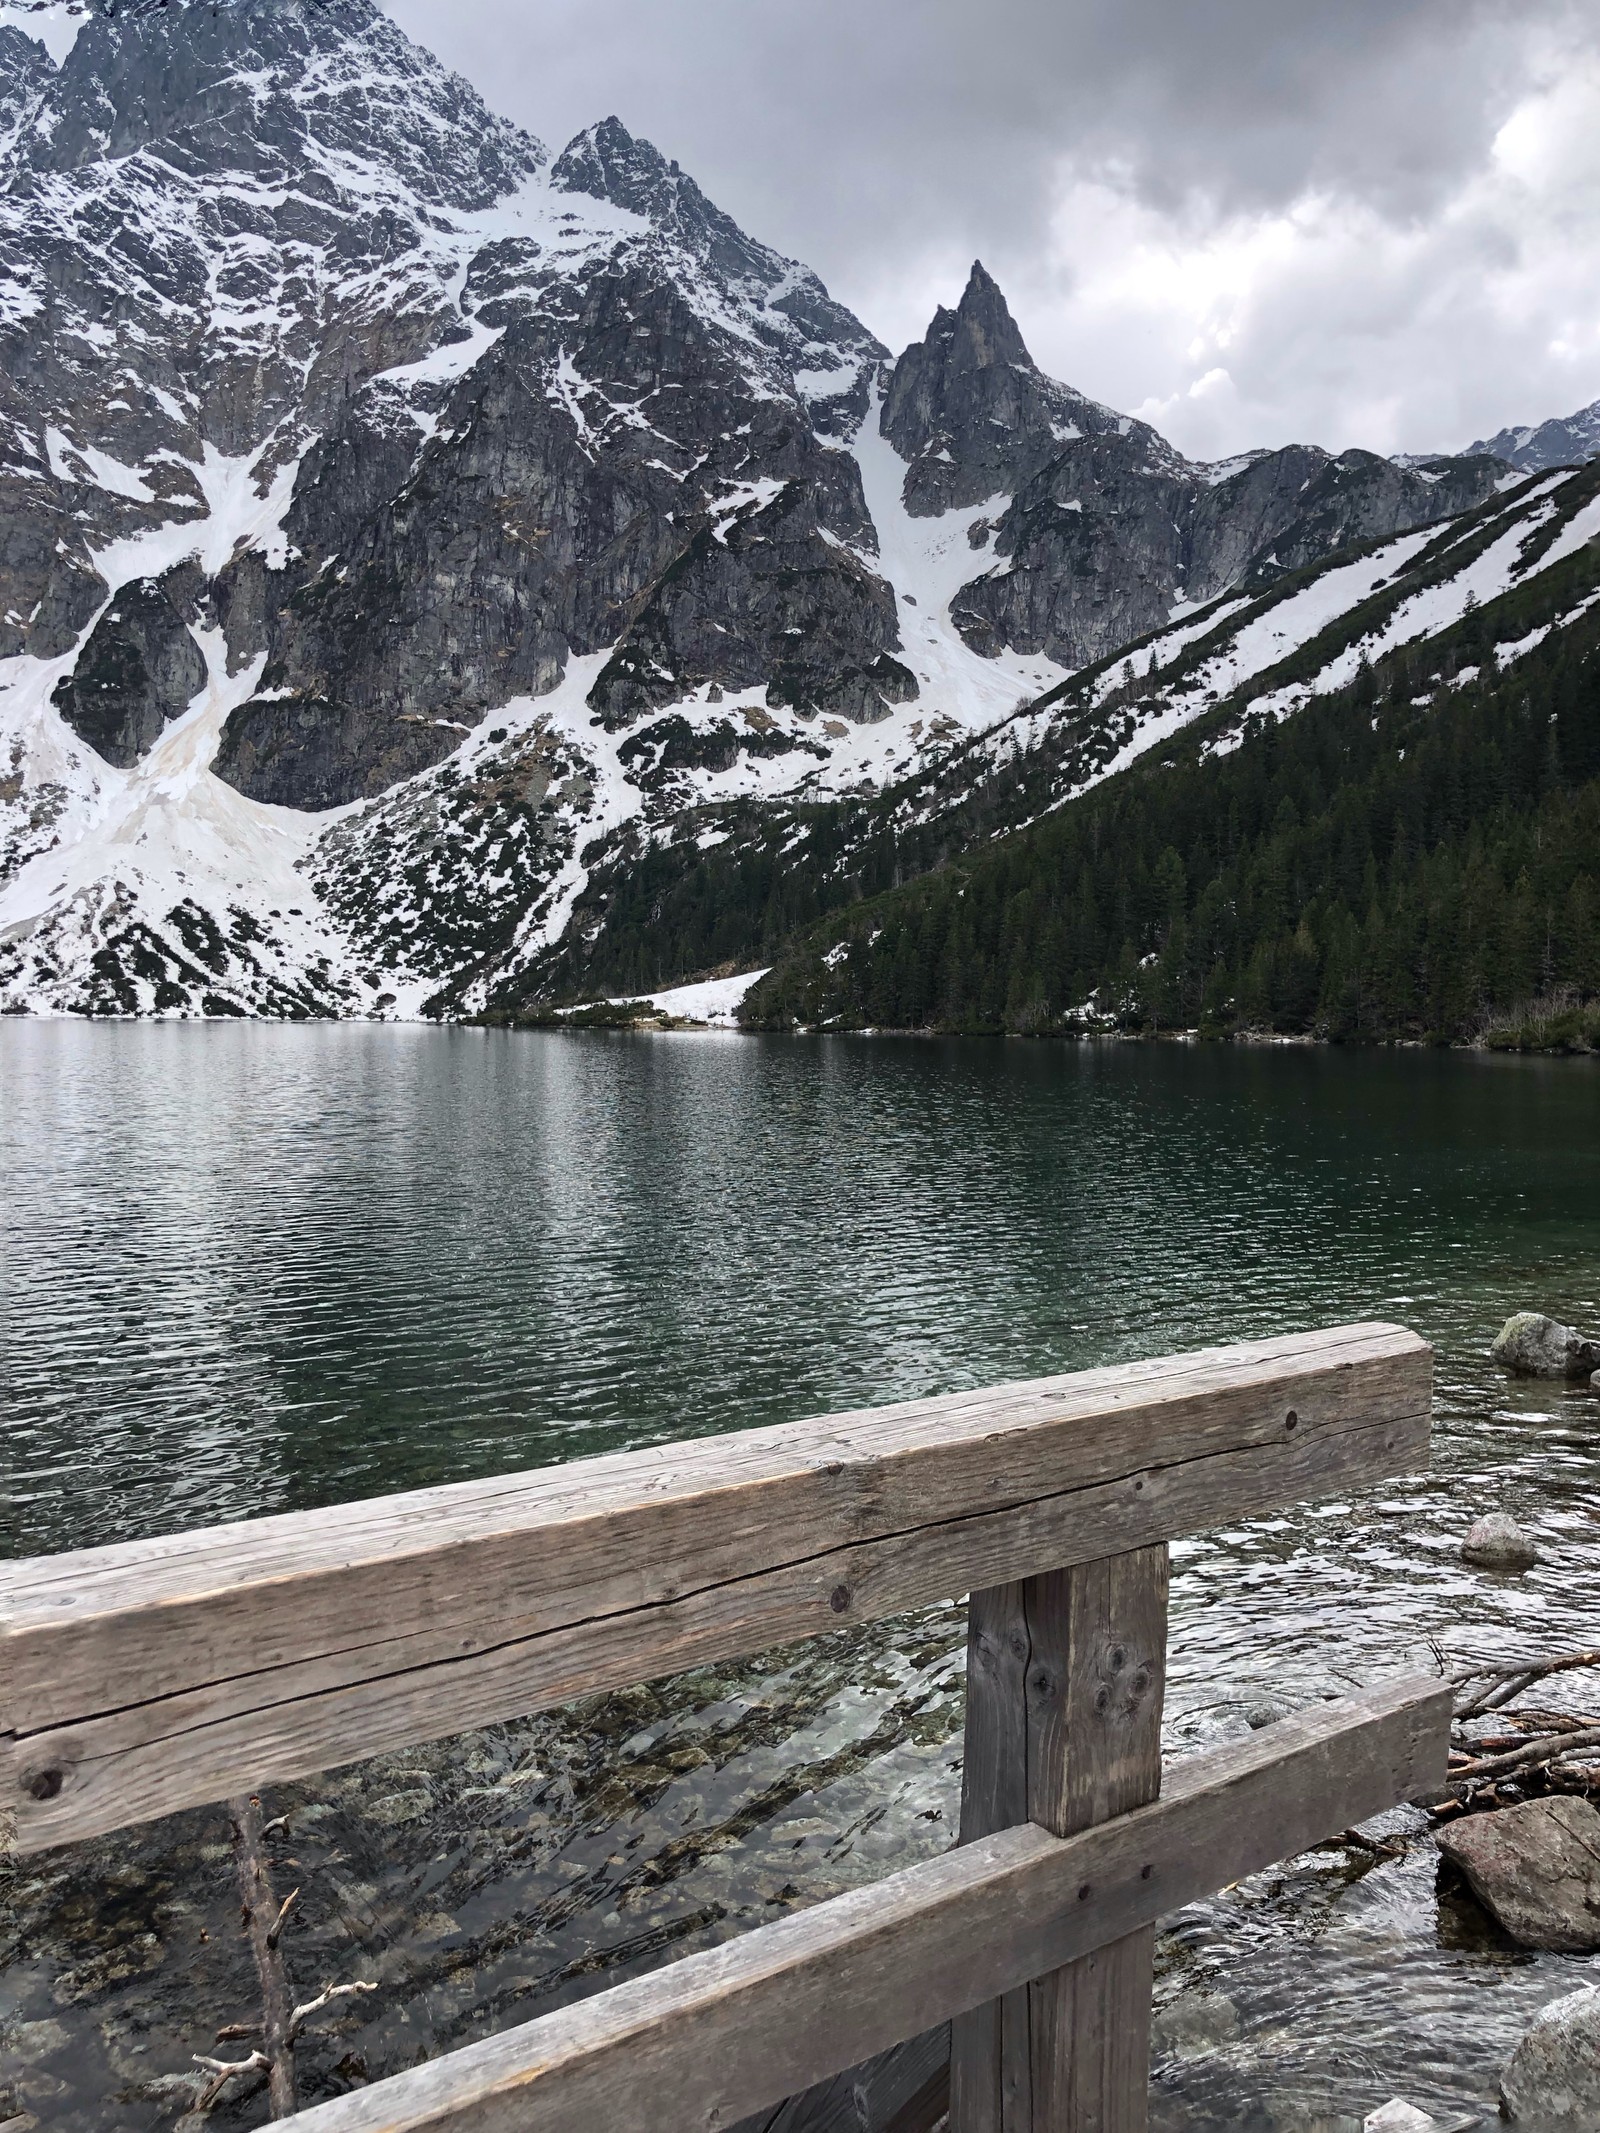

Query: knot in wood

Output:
[27, 1767, 63, 1801]
[829, 1584, 851, 1614]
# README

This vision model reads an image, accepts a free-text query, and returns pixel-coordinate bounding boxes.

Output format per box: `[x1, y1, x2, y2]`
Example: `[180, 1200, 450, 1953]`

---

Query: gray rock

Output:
[50, 574, 208, 767]
[1490, 1311, 1600, 1378]
[213, 155, 896, 807]
[1436, 1797, 1600, 1949]
[1245, 1697, 1294, 1729]
[1500, 1983, 1600, 2126]
[1461, 1513, 1539, 1571]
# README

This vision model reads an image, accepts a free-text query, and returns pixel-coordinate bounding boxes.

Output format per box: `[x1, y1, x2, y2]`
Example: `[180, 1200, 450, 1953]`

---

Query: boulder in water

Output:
[1436, 1796, 1600, 1950]
[1500, 1983, 1600, 2125]
[1362, 2103, 1440, 2132]
[1362, 2102, 1477, 2132]
[1461, 1512, 1538, 1571]
[1490, 1311, 1600, 1378]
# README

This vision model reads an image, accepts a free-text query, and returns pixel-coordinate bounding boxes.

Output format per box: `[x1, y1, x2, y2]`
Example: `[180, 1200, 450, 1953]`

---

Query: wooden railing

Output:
[0, 1324, 1449, 2132]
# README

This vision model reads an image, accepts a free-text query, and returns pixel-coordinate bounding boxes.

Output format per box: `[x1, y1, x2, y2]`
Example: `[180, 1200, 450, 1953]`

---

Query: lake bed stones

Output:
[1150, 1987, 1240, 2062]
[1461, 1512, 1539, 1571]
[1436, 1796, 1600, 1950]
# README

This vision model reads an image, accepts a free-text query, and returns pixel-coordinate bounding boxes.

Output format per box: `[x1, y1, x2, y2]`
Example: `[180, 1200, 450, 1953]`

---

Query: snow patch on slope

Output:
[851, 385, 1072, 722]
[584, 968, 768, 1025]
[0, 633, 359, 1017]
[0, 0, 86, 65]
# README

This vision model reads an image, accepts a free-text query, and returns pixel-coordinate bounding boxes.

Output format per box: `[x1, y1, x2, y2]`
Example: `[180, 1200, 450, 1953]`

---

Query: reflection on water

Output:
[3, 1026, 1600, 2127]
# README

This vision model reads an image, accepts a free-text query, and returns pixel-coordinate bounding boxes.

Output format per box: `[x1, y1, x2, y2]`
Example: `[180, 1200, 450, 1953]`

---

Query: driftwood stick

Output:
[1448, 1721, 1600, 1783]
[193, 2048, 271, 2111]
[290, 1980, 379, 2042]
[1453, 1650, 1600, 1717]
[267, 1887, 302, 1951]
[229, 1793, 299, 2118]
[1452, 1712, 1594, 1754]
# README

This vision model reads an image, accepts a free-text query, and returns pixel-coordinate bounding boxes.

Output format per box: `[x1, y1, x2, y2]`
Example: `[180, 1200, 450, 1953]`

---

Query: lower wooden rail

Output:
[288, 1680, 1448, 2133]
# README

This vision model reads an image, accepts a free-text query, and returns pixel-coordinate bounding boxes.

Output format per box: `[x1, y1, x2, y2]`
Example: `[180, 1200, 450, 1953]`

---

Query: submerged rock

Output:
[1244, 1697, 1294, 1730]
[1500, 1983, 1600, 2126]
[1362, 2103, 1442, 2132]
[1461, 1512, 1539, 1571]
[1490, 1312, 1600, 1379]
[1150, 1987, 1240, 2061]
[1436, 1797, 1600, 1950]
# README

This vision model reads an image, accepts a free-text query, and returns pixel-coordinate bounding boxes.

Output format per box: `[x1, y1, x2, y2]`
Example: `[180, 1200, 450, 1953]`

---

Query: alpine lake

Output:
[4, 1022, 1600, 2131]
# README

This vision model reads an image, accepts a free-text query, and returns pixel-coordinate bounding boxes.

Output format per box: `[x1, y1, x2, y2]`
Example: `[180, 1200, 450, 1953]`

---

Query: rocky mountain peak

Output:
[932, 259, 1034, 375]
[880, 258, 1166, 516]
[552, 115, 696, 223]
[10, 0, 542, 207]
[549, 113, 880, 382]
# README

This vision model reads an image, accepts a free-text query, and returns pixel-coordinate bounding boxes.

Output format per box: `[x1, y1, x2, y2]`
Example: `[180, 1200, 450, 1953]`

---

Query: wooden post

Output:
[949, 1546, 1169, 2133]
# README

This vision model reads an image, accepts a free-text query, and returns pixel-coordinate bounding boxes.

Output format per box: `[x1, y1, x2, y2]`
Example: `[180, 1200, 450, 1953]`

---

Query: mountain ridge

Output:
[0, 0, 1590, 1021]
[1469, 396, 1600, 475]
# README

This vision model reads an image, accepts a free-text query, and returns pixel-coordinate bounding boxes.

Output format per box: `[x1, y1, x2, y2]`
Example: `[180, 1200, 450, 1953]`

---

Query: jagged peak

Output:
[548, 113, 881, 370]
[552, 115, 726, 241]
[919, 259, 1034, 374]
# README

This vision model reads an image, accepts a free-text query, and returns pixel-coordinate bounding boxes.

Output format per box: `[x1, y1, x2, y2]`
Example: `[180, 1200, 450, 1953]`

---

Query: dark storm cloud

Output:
[386, 0, 1600, 457]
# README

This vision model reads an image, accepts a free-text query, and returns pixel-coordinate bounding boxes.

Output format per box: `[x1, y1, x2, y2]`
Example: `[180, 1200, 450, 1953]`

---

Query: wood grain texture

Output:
[949, 1582, 1033, 2133]
[276, 1678, 1451, 2133]
[1, 1325, 1432, 1853]
[949, 1550, 1167, 2133]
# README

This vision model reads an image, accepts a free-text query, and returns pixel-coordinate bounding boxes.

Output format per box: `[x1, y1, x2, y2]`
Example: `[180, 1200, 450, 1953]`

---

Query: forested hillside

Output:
[737, 546, 1600, 1045]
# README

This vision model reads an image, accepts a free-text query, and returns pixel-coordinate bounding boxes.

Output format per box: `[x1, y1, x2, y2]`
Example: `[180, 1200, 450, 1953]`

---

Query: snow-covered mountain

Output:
[1470, 397, 1600, 474]
[0, 0, 1574, 1019]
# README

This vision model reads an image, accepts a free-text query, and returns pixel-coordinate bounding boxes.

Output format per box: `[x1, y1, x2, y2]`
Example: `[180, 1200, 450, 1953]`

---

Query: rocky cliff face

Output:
[211, 171, 898, 807]
[0, 0, 1567, 1021]
[882, 265, 1507, 669]
[0, 0, 546, 663]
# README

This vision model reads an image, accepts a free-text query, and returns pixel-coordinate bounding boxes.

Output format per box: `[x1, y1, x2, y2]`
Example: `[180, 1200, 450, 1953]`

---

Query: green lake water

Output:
[3, 1024, 1600, 2129]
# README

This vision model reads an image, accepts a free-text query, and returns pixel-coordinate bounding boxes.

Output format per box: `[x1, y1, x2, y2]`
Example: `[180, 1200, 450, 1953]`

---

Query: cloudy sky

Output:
[389, 0, 1600, 462]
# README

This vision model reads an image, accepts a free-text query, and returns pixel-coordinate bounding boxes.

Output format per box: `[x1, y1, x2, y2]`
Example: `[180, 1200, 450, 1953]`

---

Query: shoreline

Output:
[5, 1009, 1597, 1058]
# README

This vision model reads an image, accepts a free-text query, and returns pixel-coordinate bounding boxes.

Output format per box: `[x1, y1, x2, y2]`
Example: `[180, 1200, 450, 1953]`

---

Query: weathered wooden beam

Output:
[1, 1324, 1431, 1852]
[729, 2024, 950, 2133]
[279, 1678, 1450, 2133]
[950, 1548, 1168, 2132]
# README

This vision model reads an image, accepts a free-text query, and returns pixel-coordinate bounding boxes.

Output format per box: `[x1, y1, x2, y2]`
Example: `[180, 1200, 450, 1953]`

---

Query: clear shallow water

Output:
[3, 1025, 1600, 2129]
